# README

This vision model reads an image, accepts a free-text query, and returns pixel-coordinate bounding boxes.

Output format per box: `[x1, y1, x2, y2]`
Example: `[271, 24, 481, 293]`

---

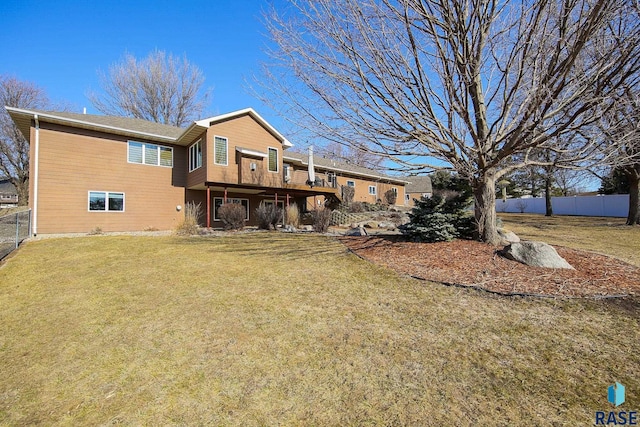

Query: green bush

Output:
[218, 203, 246, 230]
[399, 192, 474, 242]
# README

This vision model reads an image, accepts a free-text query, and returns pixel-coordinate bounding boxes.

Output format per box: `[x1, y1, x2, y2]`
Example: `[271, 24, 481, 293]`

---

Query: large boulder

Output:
[500, 241, 574, 269]
[497, 228, 520, 244]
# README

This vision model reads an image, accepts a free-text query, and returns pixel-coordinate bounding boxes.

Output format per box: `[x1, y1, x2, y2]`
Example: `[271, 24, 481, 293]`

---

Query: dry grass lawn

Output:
[0, 232, 638, 425]
[500, 213, 640, 267]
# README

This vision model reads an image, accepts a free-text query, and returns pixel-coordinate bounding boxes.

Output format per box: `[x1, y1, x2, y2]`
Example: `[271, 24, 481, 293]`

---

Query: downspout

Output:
[33, 114, 40, 236]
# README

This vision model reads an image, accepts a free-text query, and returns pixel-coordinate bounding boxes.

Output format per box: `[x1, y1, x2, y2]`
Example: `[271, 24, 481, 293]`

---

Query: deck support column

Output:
[206, 186, 211, 228]
[224, 188, 228, 203]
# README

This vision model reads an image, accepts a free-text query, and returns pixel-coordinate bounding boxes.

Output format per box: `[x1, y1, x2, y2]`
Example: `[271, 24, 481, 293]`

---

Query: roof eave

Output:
[5, 106, 178, 144]
[197, 108, 293, 148]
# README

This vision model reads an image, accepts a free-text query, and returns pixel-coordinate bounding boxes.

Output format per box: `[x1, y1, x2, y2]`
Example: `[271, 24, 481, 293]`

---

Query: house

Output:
[6, 106, 408, 234]
[283, 151, 408, 209]
[0, 177, 19, 207]
[405, 176, 433, 206]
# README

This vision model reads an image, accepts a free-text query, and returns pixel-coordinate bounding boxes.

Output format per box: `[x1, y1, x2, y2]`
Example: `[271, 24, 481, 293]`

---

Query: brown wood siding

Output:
[34, 124, 186, 233]
[186, 133, 207, 189]
[205, 115, 283, 187]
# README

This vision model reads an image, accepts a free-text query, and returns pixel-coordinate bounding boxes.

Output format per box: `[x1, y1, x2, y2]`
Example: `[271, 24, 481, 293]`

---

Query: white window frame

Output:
[267, 147, 279, 173]
[346, 180, 355, 188]
[327, 172, 336, 185]
[214, 136, 228, 166]
[283, 163, 291, 182]
[127, 141, 173, 167]
[368, 185, 377, 195]
[189, 139, 203, 172]
[213, 197, 249, 221]
[88, 191, 125, 212]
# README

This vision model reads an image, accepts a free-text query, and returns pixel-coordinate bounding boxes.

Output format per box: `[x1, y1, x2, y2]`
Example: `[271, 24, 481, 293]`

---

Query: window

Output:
[327, 172, 336, 186]
[346, 180, 355, 187]
[213, 197, 249, 221]
[392, 187, 398, 195]
[128, 141, 173, 167]
[214, 136, 228, 165]
[268, 147, 278, 172]
[189, 140, 202, 172]
[369, 185, 377, 195]
[405, 194, 410, 201]
[89, 191, 124, 212]
[283, 164, 291, 182]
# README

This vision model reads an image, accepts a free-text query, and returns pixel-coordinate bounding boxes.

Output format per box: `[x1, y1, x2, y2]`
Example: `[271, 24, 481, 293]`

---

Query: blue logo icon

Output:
[609, 382, 626, 407]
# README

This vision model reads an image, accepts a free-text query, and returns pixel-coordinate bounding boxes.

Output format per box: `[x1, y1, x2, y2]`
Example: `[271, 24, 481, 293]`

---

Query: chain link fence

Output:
[0, 209, 31, 260]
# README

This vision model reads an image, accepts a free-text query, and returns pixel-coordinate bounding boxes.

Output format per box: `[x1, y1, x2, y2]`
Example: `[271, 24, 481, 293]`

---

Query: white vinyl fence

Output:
[496, 194, 629, 217]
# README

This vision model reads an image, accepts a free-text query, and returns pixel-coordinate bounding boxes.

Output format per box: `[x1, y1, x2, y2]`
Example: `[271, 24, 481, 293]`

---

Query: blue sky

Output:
[0, 0, 288, 130]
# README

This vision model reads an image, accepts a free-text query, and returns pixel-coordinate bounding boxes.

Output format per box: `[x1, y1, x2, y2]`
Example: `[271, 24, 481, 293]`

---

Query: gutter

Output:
[33, 114, 39, 235]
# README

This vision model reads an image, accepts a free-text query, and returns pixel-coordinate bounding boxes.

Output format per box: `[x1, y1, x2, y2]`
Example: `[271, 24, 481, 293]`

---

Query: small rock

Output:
[378, 221, 396, 229]
[363, 221, 378, 229]
[345, 226, 368, 236]
[500, 241, 574, 269]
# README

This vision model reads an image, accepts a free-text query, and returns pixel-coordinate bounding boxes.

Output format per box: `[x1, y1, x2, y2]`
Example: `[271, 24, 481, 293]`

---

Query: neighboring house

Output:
[0, 177, 19, 208]
[6, 106, 408, 234]
[405, 176, 433, 206]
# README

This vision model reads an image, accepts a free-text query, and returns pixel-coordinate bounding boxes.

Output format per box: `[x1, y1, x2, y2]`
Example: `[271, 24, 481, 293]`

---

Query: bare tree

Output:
[315, 141, 385, 170]
[89, 50, 210, 127]
[600, 86, 640, 225]
[262, 0, 640, 243]
[1, 76, 50, 206]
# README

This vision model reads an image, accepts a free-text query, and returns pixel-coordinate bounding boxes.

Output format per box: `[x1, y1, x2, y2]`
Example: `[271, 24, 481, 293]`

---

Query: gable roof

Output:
[0, 177, 17, 194]
[405, 176, 433, 193]
[194, 108, 292, 148]
[283, 151, 409, 185]
[5, 107, 292, 148]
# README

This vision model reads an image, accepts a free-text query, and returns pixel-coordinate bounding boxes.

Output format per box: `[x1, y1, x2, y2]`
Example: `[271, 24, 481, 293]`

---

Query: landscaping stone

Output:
[363, 221, 378, 229]
[345, 226, 368, 236]
[378, 221, 397, 229]
[500, 241, 574, 269]
[497, 228, 520, 244]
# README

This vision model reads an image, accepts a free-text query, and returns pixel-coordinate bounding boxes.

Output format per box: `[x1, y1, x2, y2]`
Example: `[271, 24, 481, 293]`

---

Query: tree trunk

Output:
[545, 176, 553, 216]
[14, 178, 29, 207]
[473, 170, 500, 244]
[627, 171, 639, 226]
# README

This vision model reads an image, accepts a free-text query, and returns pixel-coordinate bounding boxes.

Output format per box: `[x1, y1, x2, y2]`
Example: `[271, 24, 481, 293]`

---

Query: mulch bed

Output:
[339, 236, 640, 298]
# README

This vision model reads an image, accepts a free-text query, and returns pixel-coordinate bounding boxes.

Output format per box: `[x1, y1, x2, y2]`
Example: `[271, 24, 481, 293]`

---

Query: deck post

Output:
[206, 186, 211, 228]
